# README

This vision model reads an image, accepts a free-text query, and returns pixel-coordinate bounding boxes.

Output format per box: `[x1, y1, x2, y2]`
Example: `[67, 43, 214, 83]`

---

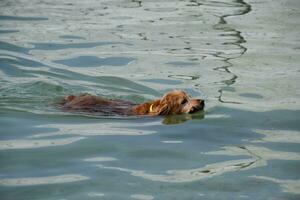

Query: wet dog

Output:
[60, 90, 204, 116]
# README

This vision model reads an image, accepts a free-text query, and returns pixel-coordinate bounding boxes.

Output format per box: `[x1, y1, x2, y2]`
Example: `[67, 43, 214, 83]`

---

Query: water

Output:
[1, 0, 299, 199]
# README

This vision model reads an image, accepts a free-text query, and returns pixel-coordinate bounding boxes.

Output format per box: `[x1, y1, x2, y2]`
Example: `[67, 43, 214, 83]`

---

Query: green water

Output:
[1, 0, 300, 199]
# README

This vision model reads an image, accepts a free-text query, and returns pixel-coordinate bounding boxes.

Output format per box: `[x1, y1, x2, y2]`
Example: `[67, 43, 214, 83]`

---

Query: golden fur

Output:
[60, 90, 204, 116]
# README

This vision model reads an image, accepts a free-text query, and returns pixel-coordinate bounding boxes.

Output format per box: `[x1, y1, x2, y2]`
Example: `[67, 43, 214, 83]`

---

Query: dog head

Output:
[152, 90, 204, 115]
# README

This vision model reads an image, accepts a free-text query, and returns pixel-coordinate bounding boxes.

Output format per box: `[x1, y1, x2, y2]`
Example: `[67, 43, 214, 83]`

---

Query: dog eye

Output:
[181, 99, 188, 105]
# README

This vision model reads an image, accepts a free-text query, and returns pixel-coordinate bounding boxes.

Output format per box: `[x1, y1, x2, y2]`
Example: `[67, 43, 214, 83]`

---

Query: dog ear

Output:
[157, 99, 173, 115]
[157, 103, 170, 115]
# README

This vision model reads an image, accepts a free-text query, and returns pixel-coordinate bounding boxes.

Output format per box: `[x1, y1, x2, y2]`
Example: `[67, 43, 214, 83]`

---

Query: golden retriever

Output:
[60, 90, 204, 116]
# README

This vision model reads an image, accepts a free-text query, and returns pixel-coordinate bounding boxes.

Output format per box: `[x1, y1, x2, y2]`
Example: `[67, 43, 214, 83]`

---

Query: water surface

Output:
[1, 0, 299, 199]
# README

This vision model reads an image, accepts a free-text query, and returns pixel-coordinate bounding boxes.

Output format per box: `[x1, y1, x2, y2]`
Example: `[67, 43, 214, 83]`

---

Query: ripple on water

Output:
[0, 137, 84, 150]
[168, 74, 199, 80]
[0, 41, 30, 54]
[0, 30, 19, 34]
[30, 41, 129, 51]
[0, 55, 50, 77]
[96, 158, 258, 183]
[161, 140, 183, 144]
[1, 81, 65, 98]
[59, 35, 86, 40]
[87, 192, 105, 197]
[0, 40, 131, 55]
[84, 157, 117, 162]
[250, 176, 300, 195]
[0, 15, 48, 21]
[54, 56, 135, 67]
[31, 122, 157, 138]
[0, 174, 89, 186]
[252, 129, 300, 143]
[239, 93, 263, 99]
[0, 55, 47, 68]
[166, 61, 197, 66]
[141, 78, 182, 85]
[131, 194, 154, 200]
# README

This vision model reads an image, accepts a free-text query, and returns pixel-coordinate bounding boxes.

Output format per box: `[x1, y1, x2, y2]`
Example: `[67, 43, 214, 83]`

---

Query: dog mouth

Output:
[188, 102, 205, 114]
[188, 107, 200, 114]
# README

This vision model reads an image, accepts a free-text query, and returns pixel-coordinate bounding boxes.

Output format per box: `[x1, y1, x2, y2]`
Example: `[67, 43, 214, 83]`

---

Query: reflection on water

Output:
[1, 0, 300, 199]
[162, 111, 204, 125]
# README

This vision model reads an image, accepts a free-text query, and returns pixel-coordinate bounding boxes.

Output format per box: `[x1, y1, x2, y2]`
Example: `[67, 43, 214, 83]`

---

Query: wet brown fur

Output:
[60, 90, 204, 116]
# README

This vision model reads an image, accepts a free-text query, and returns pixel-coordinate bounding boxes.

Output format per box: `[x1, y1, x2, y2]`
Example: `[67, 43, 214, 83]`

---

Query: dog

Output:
[60, 90, 204, 116]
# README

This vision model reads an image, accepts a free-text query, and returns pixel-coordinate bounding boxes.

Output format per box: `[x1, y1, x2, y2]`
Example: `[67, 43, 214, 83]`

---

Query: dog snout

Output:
[194, 99, 205, 110]
[199, 99, 205, 107]
[188, 99, 204, 113]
